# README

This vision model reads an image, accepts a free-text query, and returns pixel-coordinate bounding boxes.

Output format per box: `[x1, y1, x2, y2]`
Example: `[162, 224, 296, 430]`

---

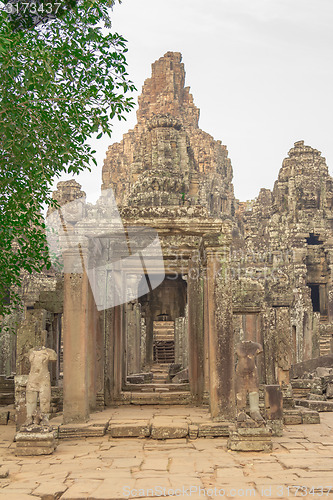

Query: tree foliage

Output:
[0, 0, 135, 317]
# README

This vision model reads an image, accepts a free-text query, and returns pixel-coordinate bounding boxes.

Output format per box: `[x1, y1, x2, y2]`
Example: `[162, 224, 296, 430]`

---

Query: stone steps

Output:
[150, 363, 170, 384]
[294, 398, 333, 412]
[119, 391, 192, 405]
[123, 382, 190, 392]
[320, 338, 332, 356]
[283, 407, 320, 425]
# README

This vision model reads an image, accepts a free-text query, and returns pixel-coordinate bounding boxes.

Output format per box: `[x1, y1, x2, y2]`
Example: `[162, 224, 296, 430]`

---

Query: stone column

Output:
[87, 278, 97, 412]
[140, 318, 147, 371]
[63, 248, 89, 423]
[202, 230, 235, 420]
[203, 268, 210, 398]
[187, 258, 204, 403]
[183, 304, 189, 368]
[113, 304, 123, 399]
[126, 302, 141, 375]
[104, 307, 113, 406]
[174, 317, 185, 365]
[125, 274, 142, 376]
[274, 306, 292, 386]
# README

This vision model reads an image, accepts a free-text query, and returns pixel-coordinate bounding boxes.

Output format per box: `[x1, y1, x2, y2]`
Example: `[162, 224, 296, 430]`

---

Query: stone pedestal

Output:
[227, 425, 273, 452]
[15, 426, 56, 456]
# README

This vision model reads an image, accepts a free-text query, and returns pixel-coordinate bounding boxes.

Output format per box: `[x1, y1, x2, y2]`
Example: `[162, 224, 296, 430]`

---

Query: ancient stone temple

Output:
[1, 52, 333, 428]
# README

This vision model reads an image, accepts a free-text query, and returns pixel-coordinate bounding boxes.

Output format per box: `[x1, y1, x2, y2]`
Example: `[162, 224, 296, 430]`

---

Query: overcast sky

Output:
[54, 0, 333, 203]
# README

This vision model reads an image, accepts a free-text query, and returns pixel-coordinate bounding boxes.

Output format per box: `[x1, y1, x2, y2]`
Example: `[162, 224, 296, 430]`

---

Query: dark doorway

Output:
[139, 275, 187, 365]
[306, 233, 323, 246]
[308, 284, 320, 312]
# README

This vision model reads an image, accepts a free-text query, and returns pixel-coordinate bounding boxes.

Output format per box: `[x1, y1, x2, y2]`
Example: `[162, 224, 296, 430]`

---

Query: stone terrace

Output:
[0, 409, 333, 499]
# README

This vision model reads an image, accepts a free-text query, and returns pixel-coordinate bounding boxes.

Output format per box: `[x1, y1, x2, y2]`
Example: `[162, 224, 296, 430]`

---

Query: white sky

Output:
[54, 0, 333, 203]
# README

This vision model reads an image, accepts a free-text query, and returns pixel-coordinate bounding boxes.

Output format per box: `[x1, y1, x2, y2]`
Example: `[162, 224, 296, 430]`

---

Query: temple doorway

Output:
[124, 274, 188, 388]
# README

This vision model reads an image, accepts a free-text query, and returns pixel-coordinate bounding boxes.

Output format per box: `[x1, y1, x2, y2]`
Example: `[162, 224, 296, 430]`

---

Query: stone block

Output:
[227, 425, 272, 452]
[235, 426, 272, 438]
[0, 409, 9, 425]
[295, 399, 333, 412]
[126, 374, 145, 384]
[264, 385, 283, 420]
[15, 429, 56, 456]
[188, 424, 198, 439]
[227, 439, 273, 452]
[108, 420, 150, 438]
[59, 422, 107, 439]
[15, 444, 55, 456]
[197, 421, 230, 438]
[0, 466, 9, 478]
[316, 367, 332, 377]
[267, 419, 284, 437]
[291, 379, 313, 389]
[171, 368, 189, 384]
[32, 481, 68, 499]
[308, 393, 326, 401]
[284, 411, 302, 425]
[151, 421, 188, 439]
[326, 383, 333, 399]
[301, 410, 320, 424]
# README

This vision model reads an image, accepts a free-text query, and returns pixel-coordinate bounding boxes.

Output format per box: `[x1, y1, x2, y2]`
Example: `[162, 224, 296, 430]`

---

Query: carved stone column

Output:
[126, 302, 142, 375]
[202, 268, 210, 399]
[87, 270, 97, 412]
[187, 258, 204, 403]
[202, 228, 235, 420]
[63, 247, 89, 423]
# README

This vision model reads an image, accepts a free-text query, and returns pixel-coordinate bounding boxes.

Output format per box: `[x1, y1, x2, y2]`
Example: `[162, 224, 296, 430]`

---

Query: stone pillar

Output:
[113, 304, 123, 399]
[274, 307, 292, 386]
[262, 307, 276, 385]
[140, 318, 147, 371]
[126, 302, 141, 375]
[175, 317, 185, 366]
[202, 231, 235, 420]
[125, 274, 142, 376]
[87, 278, 97, 412]
[63, 249, 89, 423]
[203, 269, 210, 398]
[183, 304, 189, 368]
[95, 310, 104, 408]
[104, 307, 113, 406]
[187, 258, 204, 402]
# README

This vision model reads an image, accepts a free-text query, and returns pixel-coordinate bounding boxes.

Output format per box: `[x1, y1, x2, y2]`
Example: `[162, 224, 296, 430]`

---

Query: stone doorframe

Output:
[61, 217, 236, 423]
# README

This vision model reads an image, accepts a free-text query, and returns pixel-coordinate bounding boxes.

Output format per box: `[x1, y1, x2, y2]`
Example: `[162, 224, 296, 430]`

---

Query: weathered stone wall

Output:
[232, 140, 333, 383]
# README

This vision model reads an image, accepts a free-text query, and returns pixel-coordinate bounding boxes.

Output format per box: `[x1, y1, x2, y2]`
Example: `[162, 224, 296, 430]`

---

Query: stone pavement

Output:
[0, 407, 333, 499]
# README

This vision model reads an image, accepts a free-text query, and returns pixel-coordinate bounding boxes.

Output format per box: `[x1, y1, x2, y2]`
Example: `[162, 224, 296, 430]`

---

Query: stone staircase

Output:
[121, 363, 191, 404]
[153, 321, 175, 364]
[319, 324, 333, 356]
[150, 363, 170, 384]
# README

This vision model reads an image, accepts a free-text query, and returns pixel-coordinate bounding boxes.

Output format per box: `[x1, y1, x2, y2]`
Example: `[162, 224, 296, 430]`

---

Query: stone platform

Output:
[44, 403, 320, 442]
[0, 412, 333, 499]
[51, 406, 231, 440]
